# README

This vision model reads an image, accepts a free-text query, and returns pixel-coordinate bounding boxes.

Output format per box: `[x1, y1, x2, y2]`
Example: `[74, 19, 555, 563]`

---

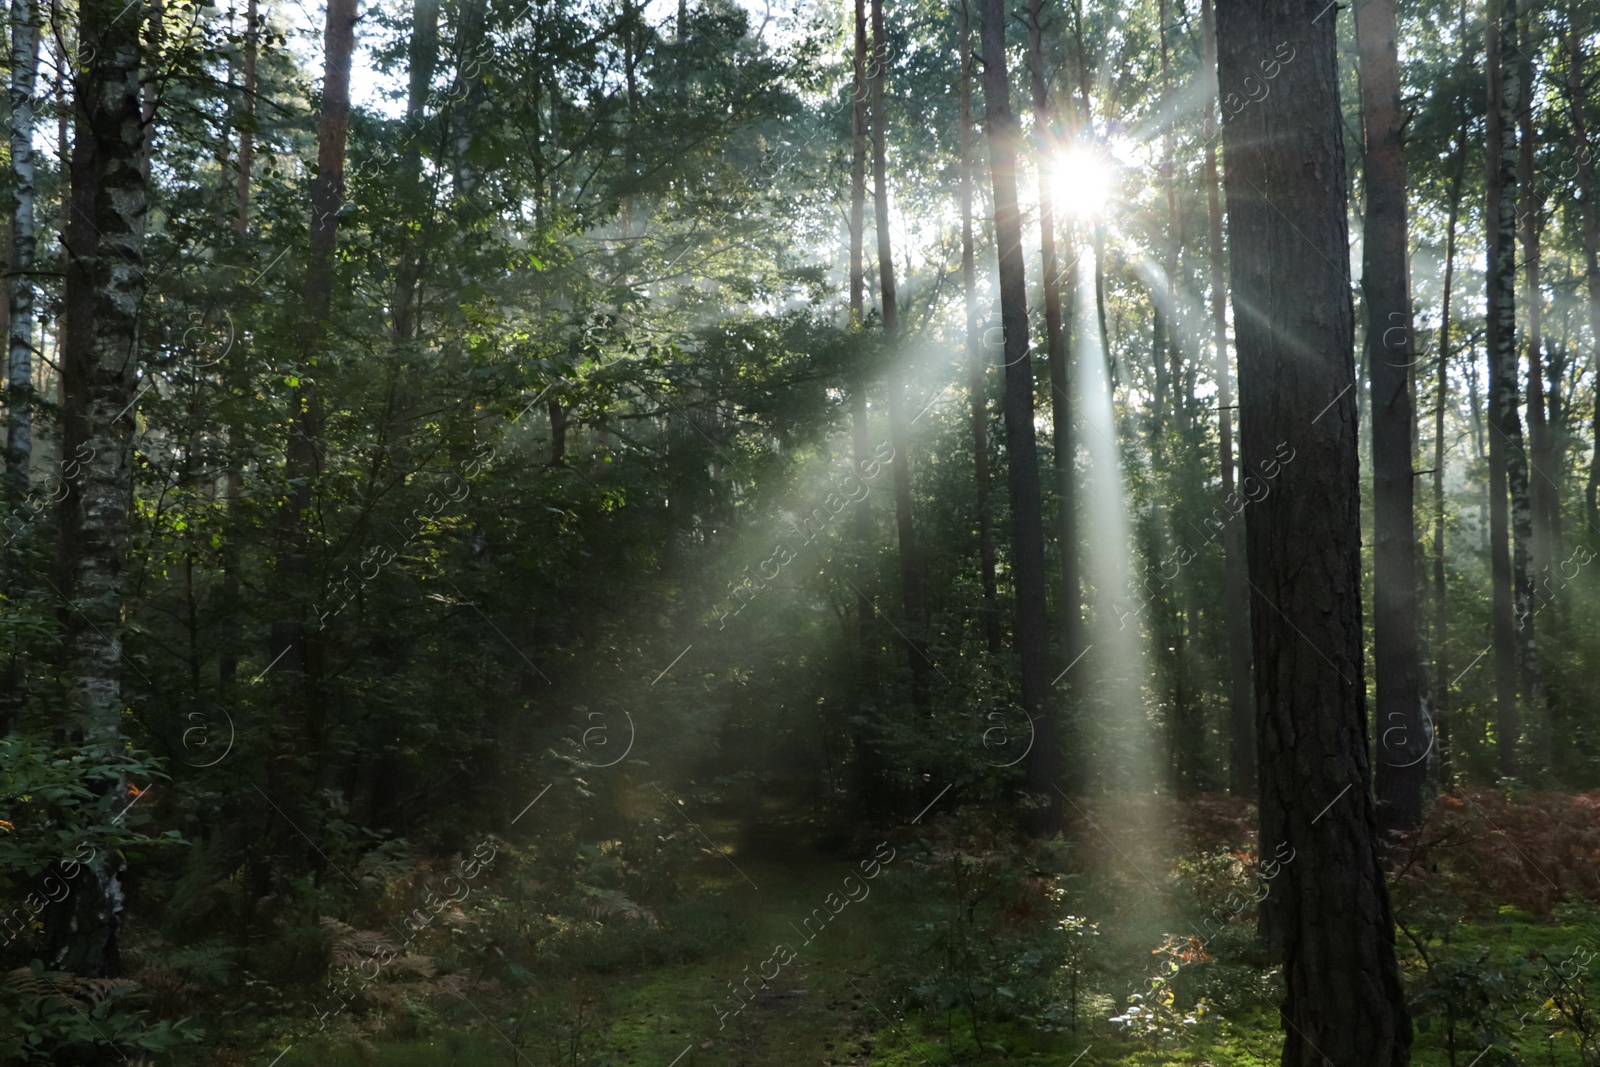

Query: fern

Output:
[4, 967, 135, 1010]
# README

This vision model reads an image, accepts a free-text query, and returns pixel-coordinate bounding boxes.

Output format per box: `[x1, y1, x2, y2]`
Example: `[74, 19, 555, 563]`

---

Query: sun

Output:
[1051, 145, 1116, 220]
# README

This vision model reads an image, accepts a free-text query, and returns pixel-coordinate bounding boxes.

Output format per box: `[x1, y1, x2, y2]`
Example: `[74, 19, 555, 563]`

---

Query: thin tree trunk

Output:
[219, 0, 256, 687]
[979, 0, 1058, 834]
[1159, 0, 1183, 439]
[268, 0, 356, 765]
[1201, 0, 1253, 797]
[1026, 0, 1078, 707]
[870, 0, 928, 718]
[392, 0, 439, 340]
[1356, 0, 1425, 835]
[848, 0, 887, 806]
[234, 0, 256, 234]
[958, 0, 1000, 656]
[1516, 0, 1550, 770]
[53, 0, 146, 983]
[5, 0, 37, 500]
[1519, 8, 1551, 578]
[1485, 0, 1521, 778]
[1568, 19, 1600, 536]
[1433, 97, 1469, 782]
[851, 0, 872, 644]
[1214, 0, 1411, 1059]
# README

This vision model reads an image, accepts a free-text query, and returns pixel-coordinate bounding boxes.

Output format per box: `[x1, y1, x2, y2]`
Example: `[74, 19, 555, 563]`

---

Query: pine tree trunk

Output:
[54, 0, 146, 984]
[392, 0, 439, 341]
[870, 0, 928, 718]
[1519, 8, 1551, 579]
[1214, 0, 1411, 1059]
[219, 0, 257, 687]
[1568, 20, 1600, 538]
[1201, 0, 1253, 797]
[1159, 0, 1184, 440]
[1515, 0, 1550, 770]
[5, 0, 37, 500]
[1356, 0, 1425, 835]
[848, 0, 887, 804]
[958, 0, 1000, 656]
[1203, 0, 1248, 796]
[1026, 0, 1078, 745]
[979, 0, 1058, 833]
[1433, 95, 1469, 782]
[269, 0, 356, 795]
[1485, 0, 1521, 778]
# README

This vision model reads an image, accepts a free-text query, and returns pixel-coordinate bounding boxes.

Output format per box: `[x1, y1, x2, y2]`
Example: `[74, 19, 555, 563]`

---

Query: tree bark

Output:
[979, 0, 1058, 833]
[1158, 0, 1184, 439]
[958, 0, 1000, 656]
[1355, 0, 1425, 834]
[269, 0, 356, 751]
[1201, 0, 1253, 797]
[392, 0, 440, 341]
[1515, 0, 1550, 770]
[1433, 95, 1470, 782]
[5, 0, 37, 500]
[1026, 0, 1078, 712]
[55, 0, 146, 983]
[219, 0, 257, 687]
[1568, 20, 1600, 538]
[1519, 6, 1551, 579]
[1214, 0, 1411, 1060]
[870, 0, 928, 717]
[1485, 0, 1521, 778]
[851, 0, 872, 644]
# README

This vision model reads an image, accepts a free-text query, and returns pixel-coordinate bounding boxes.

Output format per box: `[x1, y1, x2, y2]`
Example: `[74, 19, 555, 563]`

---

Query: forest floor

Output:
[251, 792, 1600, 1067]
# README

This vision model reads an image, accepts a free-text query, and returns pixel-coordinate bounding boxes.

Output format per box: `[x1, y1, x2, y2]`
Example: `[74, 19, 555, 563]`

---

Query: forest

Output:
[0, 0, 1598, 1058]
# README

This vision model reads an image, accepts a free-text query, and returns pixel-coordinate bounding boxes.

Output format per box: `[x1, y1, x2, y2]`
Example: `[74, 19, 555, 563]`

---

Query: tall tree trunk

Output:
[1026, 0, 1078, 708]
[1515, 0, 1550, 770]
[851, 0, 872, 644]
[958, 0, 1000, 656]
[54, 0, 146, 983]
[1568, 19, 1600, 537]
[5, 0, 37, 500]
[1214, 0, 1411, 1060]
[392, 0, 440, 341]
[1158, 0, 1184, 439]
[1485, 0, 1521, 778]
[1201, 0, 1253, 796]
[1067, 1, 1113, 392]
[1356, 0, 1425, 835]
[870, 0, 928, 718]
[269, 0, 356, 779]
[848, 0, 887, 805]
[234, 0, 257, 235]
[219, 0, 257, 687]
[1433, 98, 1470, 783]
[1519, 10, 1551, 578]
[979, 0, 1058, 833]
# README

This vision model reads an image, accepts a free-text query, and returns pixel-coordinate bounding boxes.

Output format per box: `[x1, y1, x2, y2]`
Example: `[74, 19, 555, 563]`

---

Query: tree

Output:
[1199, 0, 1253, 796]
[266, 0, 357, 856]
[1213, 0, 1412, 1058]
[870, 0, 930, 717]
[957, 0, 1000, 657]
[219, 0, 259, 687]
[1026, 0, 1080, 770]
[54, 0, 148, 980]
[1355, 0, 1426, 833]
[978, 0, 1057, 831]
[1485, 0, 1525, 779]
[5, 0, 37, 501]
[1569, 16, 1600, 535]
[1432, 73, 1472, 781]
